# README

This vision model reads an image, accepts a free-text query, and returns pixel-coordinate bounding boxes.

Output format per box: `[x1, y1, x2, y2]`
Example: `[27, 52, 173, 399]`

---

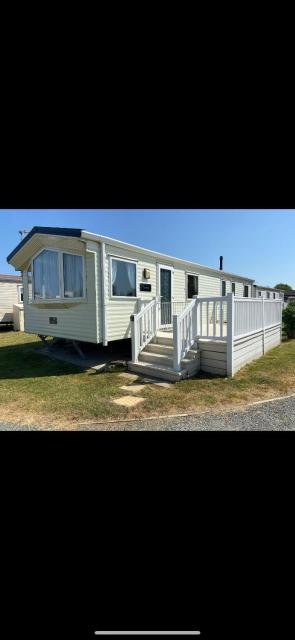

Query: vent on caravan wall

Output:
[219, 256, 223, 271]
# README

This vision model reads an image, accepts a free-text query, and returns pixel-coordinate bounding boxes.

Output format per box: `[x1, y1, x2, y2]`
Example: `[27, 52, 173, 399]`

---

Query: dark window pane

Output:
[187, 274, 198, 299]
[244, 285, 249, 297]
[112, 259, 136, 297]
[222, 281, 226, 296]
[232, 282, 235, 294]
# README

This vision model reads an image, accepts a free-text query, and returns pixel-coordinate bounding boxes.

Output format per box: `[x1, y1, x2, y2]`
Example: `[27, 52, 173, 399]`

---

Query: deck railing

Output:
[173, 299, 197, 370]
[195, 296, 228, 339]
[159, 300, 189, 329]
[130, 298, 159, 363]
[234, 297, 282, 339]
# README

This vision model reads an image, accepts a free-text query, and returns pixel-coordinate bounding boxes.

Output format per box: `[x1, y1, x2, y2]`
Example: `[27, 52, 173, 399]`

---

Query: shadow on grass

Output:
[0, 337, 131, 381]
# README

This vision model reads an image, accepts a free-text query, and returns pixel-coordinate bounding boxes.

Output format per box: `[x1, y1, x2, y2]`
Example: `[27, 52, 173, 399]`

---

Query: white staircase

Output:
[129, 331, 200, 382]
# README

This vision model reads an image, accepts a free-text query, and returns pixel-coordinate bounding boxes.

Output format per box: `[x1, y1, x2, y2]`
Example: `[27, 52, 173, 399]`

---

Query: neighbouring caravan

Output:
[253, 284, 284, 300]
[7, 227, 282, 381]
[0, 274, 23, 326]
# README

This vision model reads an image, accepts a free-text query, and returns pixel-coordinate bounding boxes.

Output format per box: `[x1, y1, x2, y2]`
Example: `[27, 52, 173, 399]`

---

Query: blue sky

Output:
[1, 209, 294, 287]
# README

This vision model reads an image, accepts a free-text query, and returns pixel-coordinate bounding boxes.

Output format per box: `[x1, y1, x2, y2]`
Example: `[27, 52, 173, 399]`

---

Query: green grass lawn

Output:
[1, 330, 295, 428]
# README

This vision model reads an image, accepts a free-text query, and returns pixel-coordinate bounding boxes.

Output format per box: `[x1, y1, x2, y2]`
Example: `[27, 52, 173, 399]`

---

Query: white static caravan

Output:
[7, 226, 282, 381]
[0, 274, 23, 326]
[253, 285, 284, 300]
[7, 225, 253, 340]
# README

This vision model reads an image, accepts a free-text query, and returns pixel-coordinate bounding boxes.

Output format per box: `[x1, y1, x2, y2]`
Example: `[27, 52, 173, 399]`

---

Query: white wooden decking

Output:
[129, 296, 283, 381]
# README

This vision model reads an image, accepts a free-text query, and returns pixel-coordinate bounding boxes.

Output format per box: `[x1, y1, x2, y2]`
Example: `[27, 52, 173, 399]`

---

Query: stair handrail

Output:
[130, 297, 159, 363]
[173, 297, 198, 371]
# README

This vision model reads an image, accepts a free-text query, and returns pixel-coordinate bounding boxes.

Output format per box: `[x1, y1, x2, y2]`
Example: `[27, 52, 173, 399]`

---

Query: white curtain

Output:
[63, 254, 83, 298]
[126, 262, 135, 290]
[112, 260, 118, 286]
[34, 250, 59, 299]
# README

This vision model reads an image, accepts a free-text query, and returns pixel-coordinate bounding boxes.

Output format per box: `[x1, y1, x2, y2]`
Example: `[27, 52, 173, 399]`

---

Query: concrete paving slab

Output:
[120, 384, 146, 393]
[113, 396, 145, 408]
[138, 376, 172, 388]
[118, 372, 139, 382]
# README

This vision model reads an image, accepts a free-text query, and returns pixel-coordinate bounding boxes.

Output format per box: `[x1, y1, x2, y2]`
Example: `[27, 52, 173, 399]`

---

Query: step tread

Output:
[152, 338, 173, 346]
[132, 361, 177, 373]
[128, 362, 183, 381]
[139, 351, 173, 363]
[145, 343, 173, 354]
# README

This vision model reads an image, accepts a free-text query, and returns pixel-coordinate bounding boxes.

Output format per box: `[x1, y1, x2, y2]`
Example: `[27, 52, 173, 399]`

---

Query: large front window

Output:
[33, 249, 84, 301]
[111, 258, 136, 297]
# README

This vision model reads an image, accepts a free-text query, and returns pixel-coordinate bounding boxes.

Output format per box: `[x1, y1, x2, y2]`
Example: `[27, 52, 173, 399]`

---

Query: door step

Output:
[145, 343, 174, 356]
[128, 362, 183, 382]
[129, 351, 200, 382]
[128, 330, 200, 382]
[139, 351, 174, 368]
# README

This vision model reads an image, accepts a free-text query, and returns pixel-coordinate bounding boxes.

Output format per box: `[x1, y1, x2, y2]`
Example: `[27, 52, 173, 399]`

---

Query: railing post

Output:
[193, 295, 198, 338]
[226, 293, 234, 377]
[155, 296, 159, 331]
[173, 314, 181, 371]
[130, 314, 138, 363]
[262, 297, 265, 354]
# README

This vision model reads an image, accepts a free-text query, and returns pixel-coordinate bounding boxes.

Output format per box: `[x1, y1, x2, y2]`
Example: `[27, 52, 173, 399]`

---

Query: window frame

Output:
[31, 247, 86, 303]
[17, 284, 24, 303]
[62, 251, 85, 300]
[221, 280, 226, 297]
[186, 271, 199, 300]
[109, 255, 138, 299]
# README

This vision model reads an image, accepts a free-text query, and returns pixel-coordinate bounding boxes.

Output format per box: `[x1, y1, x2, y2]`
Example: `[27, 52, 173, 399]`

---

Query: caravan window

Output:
[18, 286, 24, 303]
[32, 249, 85, 301]
[63, 254, 84, 298]
[187, 274, 198, 299]
[111, 258, 137, 297]
[33, 250, 60, 300]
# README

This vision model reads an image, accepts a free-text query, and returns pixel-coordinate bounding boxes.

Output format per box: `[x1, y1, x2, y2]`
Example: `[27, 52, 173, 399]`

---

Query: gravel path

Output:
[78, 395, 295, 430]
[1, 395, 295, 430]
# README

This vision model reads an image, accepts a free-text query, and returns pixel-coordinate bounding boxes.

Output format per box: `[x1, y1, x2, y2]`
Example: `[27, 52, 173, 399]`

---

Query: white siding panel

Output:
[173, 266, 186, 301]
[198, 273, 220, 297]
[235, 282, 244, 298]
[233, 324, 281, 374]
[0, 282, 20, 323]
[198, 340, 227, 375]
